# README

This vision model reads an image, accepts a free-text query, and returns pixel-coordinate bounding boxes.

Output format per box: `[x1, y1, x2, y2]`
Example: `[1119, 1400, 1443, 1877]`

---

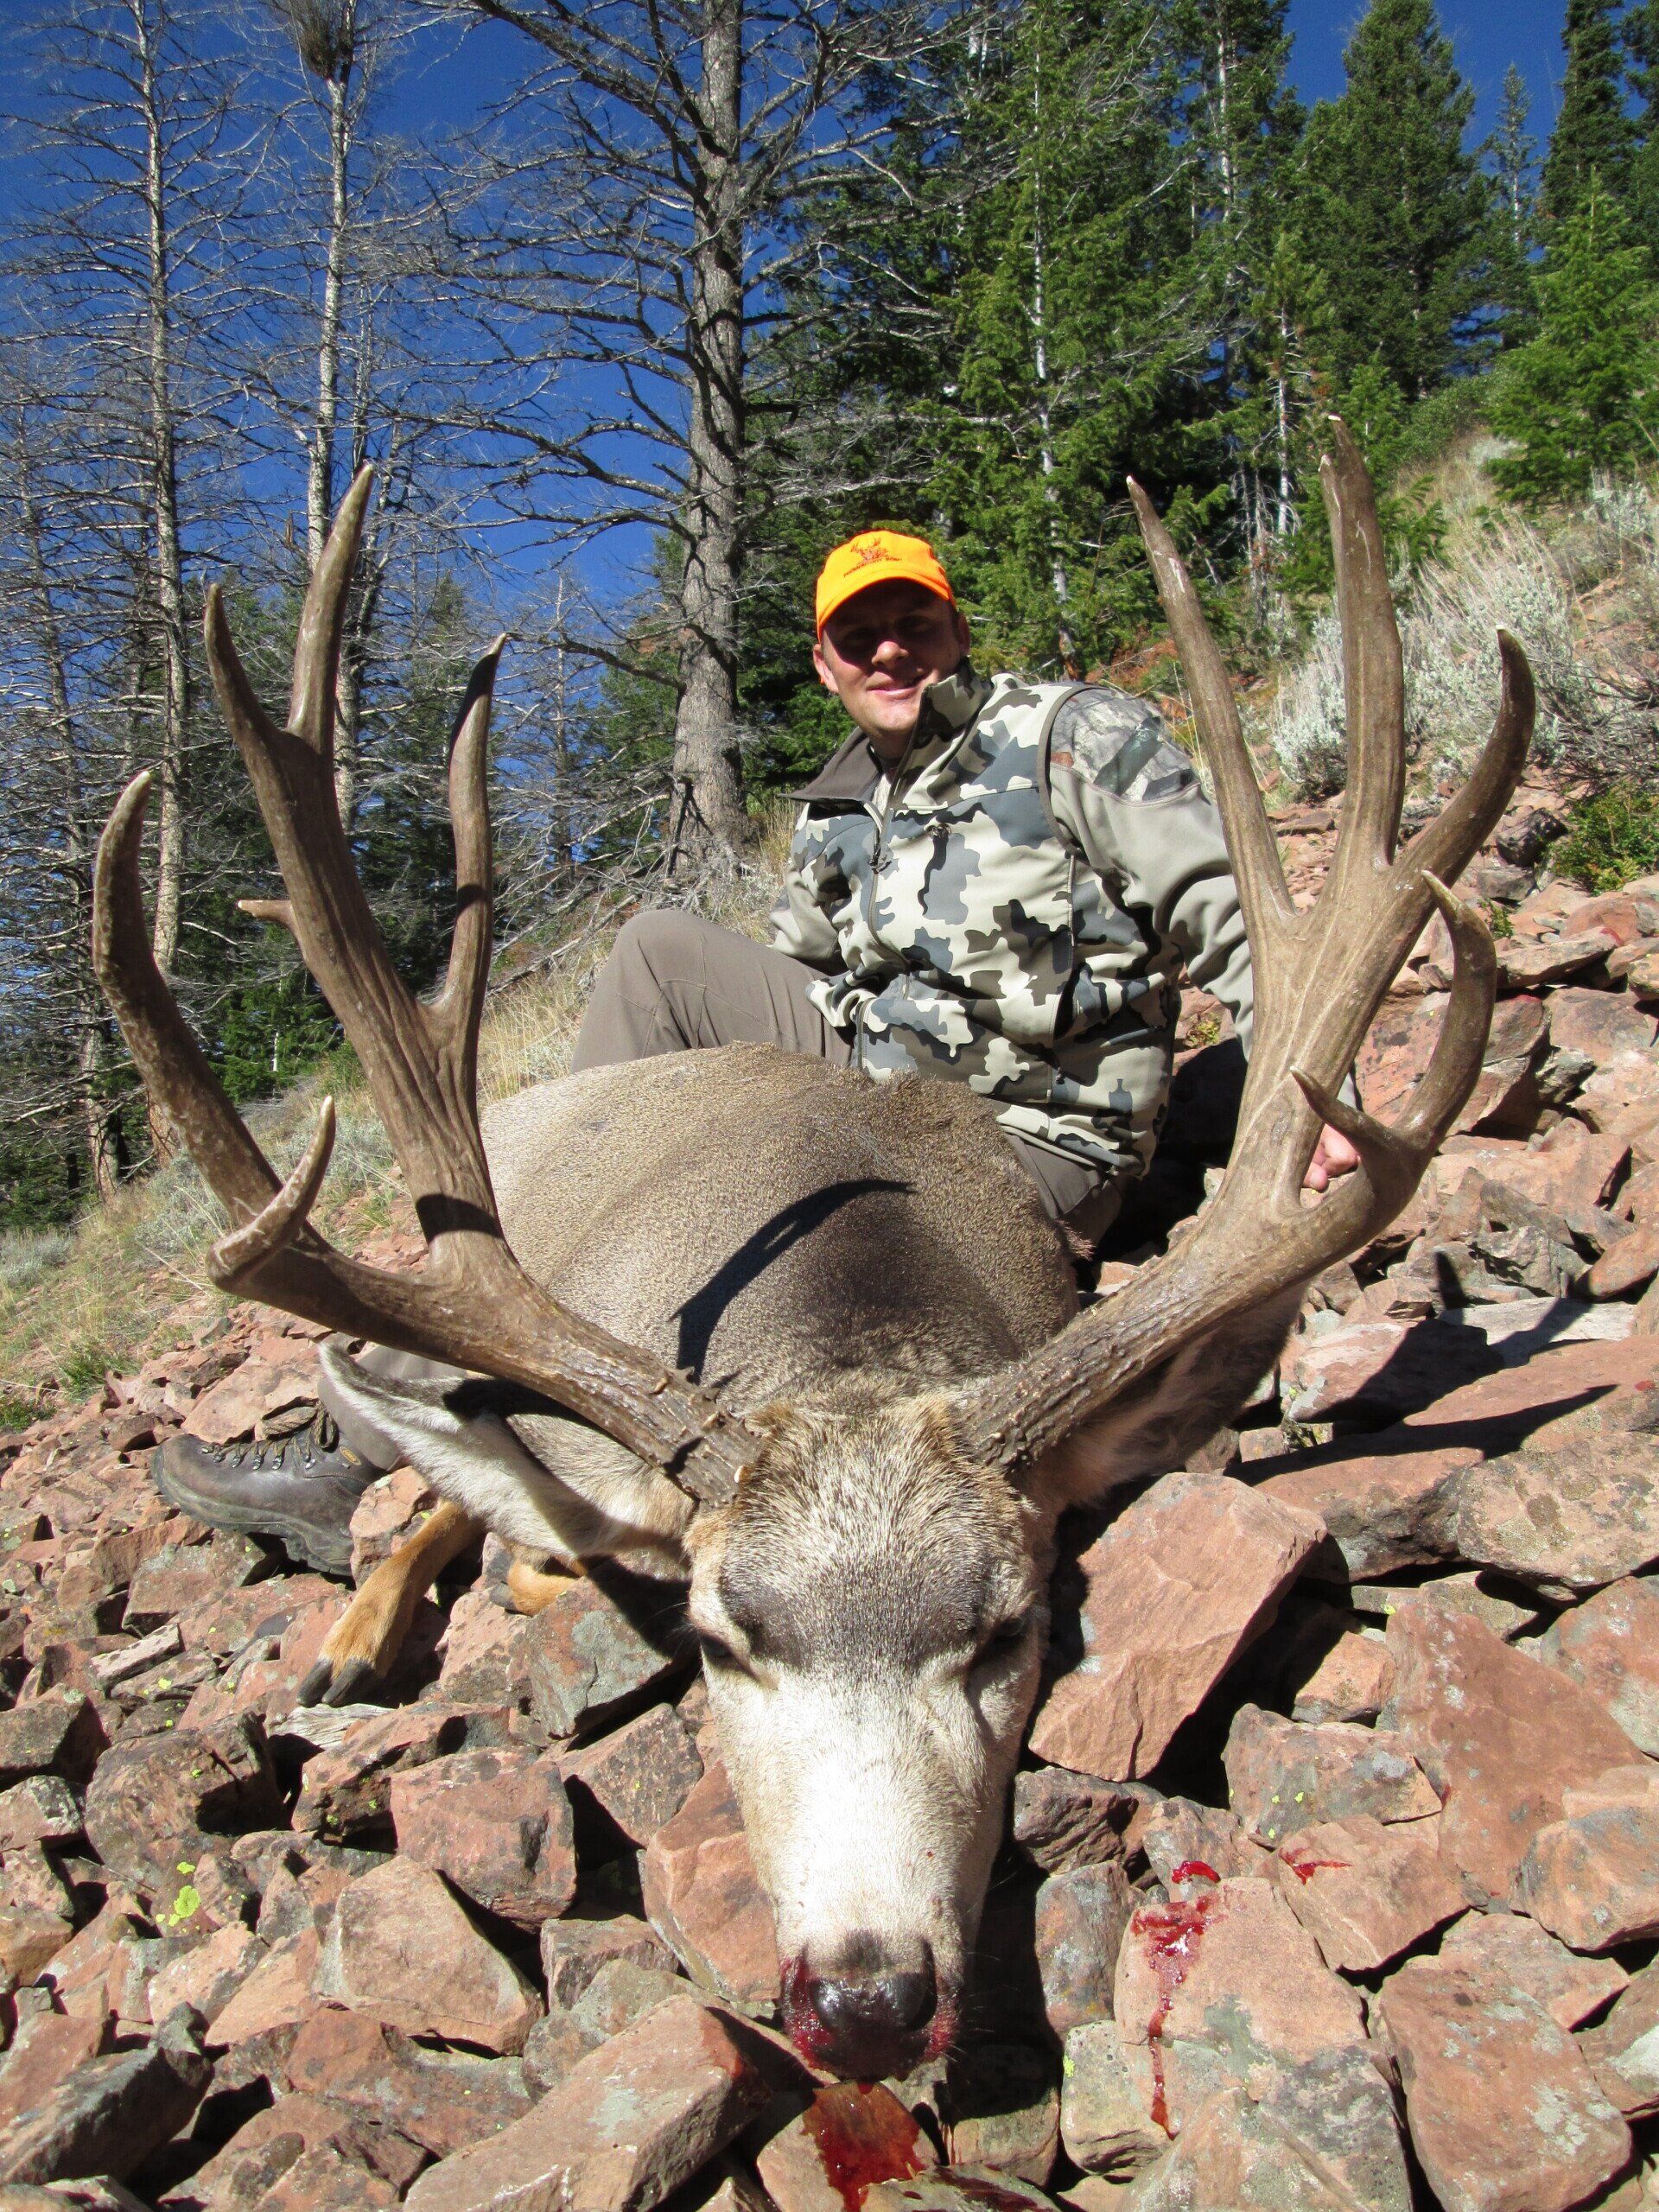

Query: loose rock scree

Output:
[88, 420, 1530, 2083]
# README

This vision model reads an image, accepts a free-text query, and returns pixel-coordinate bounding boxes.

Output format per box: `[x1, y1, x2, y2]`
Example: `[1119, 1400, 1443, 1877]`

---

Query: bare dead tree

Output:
[428, 0, 970, 861]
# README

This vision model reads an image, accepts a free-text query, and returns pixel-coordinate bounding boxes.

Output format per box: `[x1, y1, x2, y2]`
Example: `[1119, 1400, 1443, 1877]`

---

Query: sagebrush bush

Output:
[1553, 785, 1659, 893]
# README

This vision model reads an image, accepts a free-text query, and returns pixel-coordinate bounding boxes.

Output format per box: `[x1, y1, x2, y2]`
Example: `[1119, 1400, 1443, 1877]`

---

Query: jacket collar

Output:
[788, 660, 995, 804]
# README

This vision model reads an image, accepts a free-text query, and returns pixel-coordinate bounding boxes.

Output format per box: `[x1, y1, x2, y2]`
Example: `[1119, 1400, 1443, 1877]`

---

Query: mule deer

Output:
[92, 423, 1530, 2082]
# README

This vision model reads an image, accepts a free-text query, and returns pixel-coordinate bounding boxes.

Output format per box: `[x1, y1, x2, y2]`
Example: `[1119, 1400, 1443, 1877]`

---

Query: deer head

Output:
[93, 428, 1530, 2082]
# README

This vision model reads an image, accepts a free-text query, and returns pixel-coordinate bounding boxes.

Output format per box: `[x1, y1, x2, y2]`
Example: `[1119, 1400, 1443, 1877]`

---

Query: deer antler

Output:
[92, 469, 760, 1506]
[951, 418, 1533, 1476]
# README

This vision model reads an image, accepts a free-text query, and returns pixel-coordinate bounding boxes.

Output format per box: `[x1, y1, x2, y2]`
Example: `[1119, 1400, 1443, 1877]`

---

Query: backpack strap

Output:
[1034, 683, 1090, 856]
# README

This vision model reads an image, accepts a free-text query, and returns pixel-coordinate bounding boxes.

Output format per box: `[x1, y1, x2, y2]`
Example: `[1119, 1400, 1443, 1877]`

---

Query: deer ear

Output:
[317, 1343, 693, 1567]
[1015, 1291, 1301, 1515]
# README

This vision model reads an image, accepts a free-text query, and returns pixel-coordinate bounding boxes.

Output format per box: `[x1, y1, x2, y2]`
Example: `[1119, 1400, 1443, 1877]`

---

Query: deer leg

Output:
[505, 1555, 582, 1615]
[297, 1497, 483, 1707]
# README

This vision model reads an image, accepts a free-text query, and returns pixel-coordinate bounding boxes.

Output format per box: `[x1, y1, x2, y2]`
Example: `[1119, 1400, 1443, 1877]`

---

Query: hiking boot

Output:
[152, 1406, 378, 1578]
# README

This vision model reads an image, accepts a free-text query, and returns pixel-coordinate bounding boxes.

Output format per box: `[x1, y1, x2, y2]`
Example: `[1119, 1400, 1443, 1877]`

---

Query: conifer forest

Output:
[3, 0, 1656, 1232]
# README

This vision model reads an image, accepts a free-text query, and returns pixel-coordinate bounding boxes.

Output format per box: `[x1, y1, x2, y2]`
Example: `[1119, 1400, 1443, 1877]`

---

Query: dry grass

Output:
[0, 811, 795, 1414]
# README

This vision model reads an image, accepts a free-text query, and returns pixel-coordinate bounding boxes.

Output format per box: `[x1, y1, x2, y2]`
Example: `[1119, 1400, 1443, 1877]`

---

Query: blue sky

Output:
[1287, 0, 1567, 140]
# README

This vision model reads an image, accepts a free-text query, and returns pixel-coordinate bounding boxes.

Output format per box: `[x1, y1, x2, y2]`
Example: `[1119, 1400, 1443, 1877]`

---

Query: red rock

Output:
[1382, 1604, 1641, 1898]
[124, 1531, 269, 1630]
[1277, 1313, 1500, 1428]
[1135, 1797, 1256, 1890]
[1578, 1052, 1659, 1155]
[283, 2009, 536, 2158]
[1631, 949, 1659, 999]
[1058, 2021, 1163, 2179]
[1271, 1815, 1464, 1971]
[562, 1704, 704, 1846]
[1010, 1770, 1149, 1875]
[1560, 891, 1659, 945]
[350, 1467, 442, 1586]
[640, 1758, 779, 2015]
[1223, 1707, 1440, 1845]
[523, 1574, 684, 1740]
[175, 1574, 338, 1659]
[1498, 928, 1618, 988]
[1516, 1764, 1659, 1950]
[754, 2082, 936, 2212]
[1256, 1337, 1659, 1576]
[181, 1352, 321, 1448]
[540, 1915, 677, 2008]
[1033, 1862, 1134, 2035]
[0, 1776, 81, 1849]
[1549, 987, 1658, 1065]
[207, 1931, 321, 2046]
[292, 1704, 507, 1841]
[402, 1993, 774, 2212]
[1494, 1122, 1631, 1217]
[245, 2142, 401, 2211]
[862, 2171, 1068, 2212]
[0, 1691, 105, 1786]
[1445, 1366, 1659, 1593]
[1378, 1949, 1630, 2212]
[939, 2044, 1059, 2183]
[1028, 1473, 1322, 1780]
[1113, 1875, 1366, 2142]
[314, 1857, 539, 2055]
[0, 2016, 211, 2187]
[1589, 1222, 1659, 1296]
[146, 1920, 265, 2030]
[0, 2011, 112, 2136]
[1287, 1623, 1395, 1724]
[435, 1592, 534, 1706]
[390, 1746, 575, 1925]
[1540, 1575, 1659, 1753]
[1580, 1960, 1659, 2118]
[158, 2091, 423, 2211]
[82, 1713, 281, 1904]
[1438, 1910, 1628, 2031]
[1117, 2070, 1409, 2211]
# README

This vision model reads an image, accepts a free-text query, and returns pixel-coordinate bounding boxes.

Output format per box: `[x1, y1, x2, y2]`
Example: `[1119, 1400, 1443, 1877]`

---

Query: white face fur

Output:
[685, 1402, 1049, 2079]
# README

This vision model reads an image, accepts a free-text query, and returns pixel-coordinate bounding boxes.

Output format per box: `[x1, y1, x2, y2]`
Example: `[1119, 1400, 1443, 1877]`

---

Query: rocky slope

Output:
[4, 791, 1659, 2212]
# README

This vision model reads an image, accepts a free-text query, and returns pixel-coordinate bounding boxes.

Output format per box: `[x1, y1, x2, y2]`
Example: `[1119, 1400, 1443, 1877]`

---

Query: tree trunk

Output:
[310, 55, 359, 830]
[671, 0, 749, 861]
[135, 0, 190, 995]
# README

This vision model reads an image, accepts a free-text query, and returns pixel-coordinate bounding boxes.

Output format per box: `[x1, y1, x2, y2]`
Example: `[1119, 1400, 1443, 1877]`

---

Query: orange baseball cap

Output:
[815, 530, 956, 634]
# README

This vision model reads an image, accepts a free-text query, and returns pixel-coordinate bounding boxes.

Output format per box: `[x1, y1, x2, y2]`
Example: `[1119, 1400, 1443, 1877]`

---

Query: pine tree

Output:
[1626, 0, 1659, 243]
[1295, 0, 1491, 398]
[1167, 0, 1307, 575]
[1489, 177, 1659, 501]
[1484, 62, 1541, 345]
[1543, 0, 1637, 220]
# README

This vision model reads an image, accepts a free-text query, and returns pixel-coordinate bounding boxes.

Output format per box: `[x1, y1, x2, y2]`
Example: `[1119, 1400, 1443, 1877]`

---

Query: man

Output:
[155, 527, 1355, 1571]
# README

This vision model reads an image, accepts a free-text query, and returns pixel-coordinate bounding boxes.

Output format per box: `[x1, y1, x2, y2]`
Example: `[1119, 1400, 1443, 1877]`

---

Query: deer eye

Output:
[971, 1614, 1033, 1670]
[697, 1630, 750, 1676]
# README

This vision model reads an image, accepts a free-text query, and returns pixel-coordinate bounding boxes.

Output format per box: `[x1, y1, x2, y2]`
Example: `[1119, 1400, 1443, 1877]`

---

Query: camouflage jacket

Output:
[770, 664, 1253, 1179]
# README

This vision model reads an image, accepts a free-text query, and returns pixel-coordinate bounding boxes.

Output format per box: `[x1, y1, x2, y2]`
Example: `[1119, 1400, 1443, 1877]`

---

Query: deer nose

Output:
[804, 1945, 937, 2074]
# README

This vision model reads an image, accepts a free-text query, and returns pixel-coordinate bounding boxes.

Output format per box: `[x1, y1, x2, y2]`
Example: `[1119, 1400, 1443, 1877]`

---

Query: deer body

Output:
[92, 425, 1531, 2085]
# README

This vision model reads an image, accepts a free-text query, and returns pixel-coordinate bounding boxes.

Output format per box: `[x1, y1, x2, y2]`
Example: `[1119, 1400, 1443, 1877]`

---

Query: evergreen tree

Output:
[1484, 62, 1541, 345]
[1543, 0, 1637, 220]
[1626, 0, 1659, 242]
[1489, 177, 1659, 500]
[1167, 0, 1308, 574]
[1295, 0, 1491, 398]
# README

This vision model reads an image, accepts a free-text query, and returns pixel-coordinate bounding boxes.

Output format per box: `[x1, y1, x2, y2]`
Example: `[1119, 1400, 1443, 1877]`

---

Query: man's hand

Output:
[1304, 1125, 1361, 1193]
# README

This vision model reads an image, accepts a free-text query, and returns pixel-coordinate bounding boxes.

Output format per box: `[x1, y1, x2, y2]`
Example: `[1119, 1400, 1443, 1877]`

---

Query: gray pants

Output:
[322, 909, 1117, 1473]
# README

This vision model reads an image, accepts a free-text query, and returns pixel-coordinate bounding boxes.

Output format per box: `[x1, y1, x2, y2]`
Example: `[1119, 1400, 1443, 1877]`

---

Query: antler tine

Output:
[291, 465, 373, 756]
[93, 773, 287, 1223]
[430, 638, 505, 1055]
[950, 435, 1528, 1480]
[1126, 480, 1295, 966]
[95, 505, 766, 1509]
[1319, 418, 1405, 882]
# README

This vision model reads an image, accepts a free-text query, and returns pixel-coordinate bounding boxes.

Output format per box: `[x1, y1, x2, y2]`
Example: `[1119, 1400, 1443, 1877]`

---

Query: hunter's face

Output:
[814, 581, 970, 760]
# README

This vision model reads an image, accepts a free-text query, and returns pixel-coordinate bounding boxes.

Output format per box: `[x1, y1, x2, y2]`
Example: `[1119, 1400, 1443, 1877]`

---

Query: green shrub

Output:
[0, 1388, 44, 1433]
[59, 1342, 113, 1398]
[1553, 785, 1659, 893]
